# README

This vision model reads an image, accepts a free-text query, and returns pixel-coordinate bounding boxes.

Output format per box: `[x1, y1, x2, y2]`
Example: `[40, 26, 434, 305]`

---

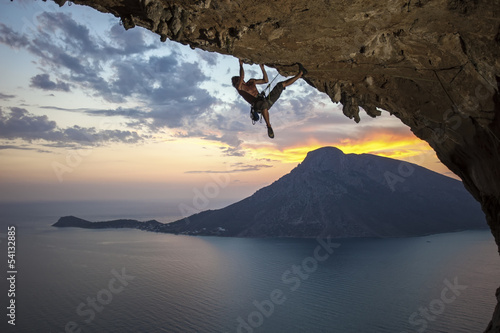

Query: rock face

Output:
[166, 146, 486, 238]
[49, 0, 500, 330]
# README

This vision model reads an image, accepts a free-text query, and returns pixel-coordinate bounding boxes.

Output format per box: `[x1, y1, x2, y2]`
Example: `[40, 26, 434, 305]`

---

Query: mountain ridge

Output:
[54, 147, 486, 238]
[170, 146, 484, 238]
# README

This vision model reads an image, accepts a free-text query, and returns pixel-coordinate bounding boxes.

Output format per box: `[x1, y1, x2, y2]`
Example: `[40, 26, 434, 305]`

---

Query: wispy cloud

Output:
[185, 163, 273, 174]
[0, 107, 143, 147]
[39, 105, 147, 118]
[0, 144, 52, 153]
[0, 92, 16, 100]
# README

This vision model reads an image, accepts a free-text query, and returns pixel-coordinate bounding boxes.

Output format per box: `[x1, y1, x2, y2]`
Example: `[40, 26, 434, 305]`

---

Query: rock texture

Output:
[49, 0, 500, 330]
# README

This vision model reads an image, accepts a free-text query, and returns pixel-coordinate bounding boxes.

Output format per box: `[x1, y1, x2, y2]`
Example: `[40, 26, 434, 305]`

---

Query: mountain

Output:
[53, 147, 486, 238]
[164, 147, 486, 238]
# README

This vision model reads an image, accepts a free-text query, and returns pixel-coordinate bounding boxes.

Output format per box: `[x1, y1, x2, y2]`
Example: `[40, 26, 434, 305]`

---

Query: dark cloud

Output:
[0, 144, 35, 151]
[0, 11, 216, 125]
[0, 144, 52, 153]
[30, 74, 71, 92]
[0, 107, 143, 146]
[0, 93, 15, 100]
[61, 125, 142, 145]
[33, 11, 157, 57]
[0, 23, 29, 49]
[0, 12, 160, 102]
[147, 93, 216, 129]
[36, 12, 98, 55]
[0, 107, 57, 141]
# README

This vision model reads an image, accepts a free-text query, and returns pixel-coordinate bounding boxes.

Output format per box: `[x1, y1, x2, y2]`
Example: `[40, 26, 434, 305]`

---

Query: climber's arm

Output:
[253, 64, 269, 85]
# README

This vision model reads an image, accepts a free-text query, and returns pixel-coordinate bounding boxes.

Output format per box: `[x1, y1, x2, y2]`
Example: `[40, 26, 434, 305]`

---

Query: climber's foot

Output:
[267, 126, 274, 139]
[298, 63, 308, 76]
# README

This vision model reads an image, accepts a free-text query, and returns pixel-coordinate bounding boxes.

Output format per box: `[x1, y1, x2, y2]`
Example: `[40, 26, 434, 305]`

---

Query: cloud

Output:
[0, 92, 16, 100]
[0, 144, 35, 150]
[0, 107, 57, 141]
[40, 105, 147, 118]
[107, 23, 159, 55]
[61, 125, 142, 145]
[0, 107, 143, 146]
[185, 163, 273, 174]
[194, 48, 219, 67]
[0, 11, 217, 125]
[107, 55, 217, 127]
[212, 133, 244, 156]
[32, 11, 157, 57]
[0, 12, 161, 102]
[30, 73, 71, 92]
[0, 23, 29, 49]
[0, 144, 52, 153]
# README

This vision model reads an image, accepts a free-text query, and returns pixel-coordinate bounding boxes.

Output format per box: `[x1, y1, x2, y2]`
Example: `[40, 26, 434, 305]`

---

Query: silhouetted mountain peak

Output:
[299, 146, 347, 173]
[167, 146, 485, 238]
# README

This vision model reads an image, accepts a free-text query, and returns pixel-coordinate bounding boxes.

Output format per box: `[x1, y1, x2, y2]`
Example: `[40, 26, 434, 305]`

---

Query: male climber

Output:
[232, 59, 307, 138]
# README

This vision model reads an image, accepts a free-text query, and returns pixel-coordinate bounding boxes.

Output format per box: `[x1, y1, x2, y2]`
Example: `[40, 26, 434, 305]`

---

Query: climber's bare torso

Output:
[236, 80, 260, 105]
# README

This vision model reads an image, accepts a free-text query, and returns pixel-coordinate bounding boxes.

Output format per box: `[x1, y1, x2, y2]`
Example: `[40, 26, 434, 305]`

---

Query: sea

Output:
[1, 201, 499, 333]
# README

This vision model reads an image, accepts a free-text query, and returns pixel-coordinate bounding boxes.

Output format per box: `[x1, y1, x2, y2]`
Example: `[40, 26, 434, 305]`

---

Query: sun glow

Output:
[241, 132, 432, 165]
[337, 134, 431, 158]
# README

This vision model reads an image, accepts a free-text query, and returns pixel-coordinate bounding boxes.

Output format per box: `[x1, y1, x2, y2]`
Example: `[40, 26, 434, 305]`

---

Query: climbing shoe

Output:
[267, 126, 274, 139]
[298, 63, 308, 76]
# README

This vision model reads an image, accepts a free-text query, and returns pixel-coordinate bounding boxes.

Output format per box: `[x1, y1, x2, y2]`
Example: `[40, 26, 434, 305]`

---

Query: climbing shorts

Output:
[252, 82, 285, 113]
[267, 82, 285, 107]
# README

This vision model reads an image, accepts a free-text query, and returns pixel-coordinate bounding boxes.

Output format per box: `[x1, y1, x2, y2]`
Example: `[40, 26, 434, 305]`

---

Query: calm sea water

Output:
[1, 202, 499, 333]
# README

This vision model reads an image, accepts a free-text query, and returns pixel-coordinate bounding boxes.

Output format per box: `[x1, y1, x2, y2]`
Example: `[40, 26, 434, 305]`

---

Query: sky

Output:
[0, 1, 454, 215]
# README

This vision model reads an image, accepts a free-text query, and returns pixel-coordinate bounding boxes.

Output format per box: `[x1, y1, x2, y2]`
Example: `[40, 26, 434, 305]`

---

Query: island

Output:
[52, 215, 228, 236]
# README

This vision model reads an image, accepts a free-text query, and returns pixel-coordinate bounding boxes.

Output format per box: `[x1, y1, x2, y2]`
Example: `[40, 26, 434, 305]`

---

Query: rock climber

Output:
[232, 59, 307, 138]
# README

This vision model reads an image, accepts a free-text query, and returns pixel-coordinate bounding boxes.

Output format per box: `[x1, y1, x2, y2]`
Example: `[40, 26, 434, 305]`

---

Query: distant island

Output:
[52, 215, 227, 236]
[53, 147, 487, 238]
[52, 216, 166, 232]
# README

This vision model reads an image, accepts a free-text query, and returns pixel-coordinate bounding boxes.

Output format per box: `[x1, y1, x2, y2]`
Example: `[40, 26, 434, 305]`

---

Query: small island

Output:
[52, 215, 228, 236]
[52, 216, 163, 230]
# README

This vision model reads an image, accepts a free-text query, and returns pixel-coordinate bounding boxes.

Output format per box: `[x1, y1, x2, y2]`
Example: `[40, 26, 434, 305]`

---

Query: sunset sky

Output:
[0, 1, 453, 215]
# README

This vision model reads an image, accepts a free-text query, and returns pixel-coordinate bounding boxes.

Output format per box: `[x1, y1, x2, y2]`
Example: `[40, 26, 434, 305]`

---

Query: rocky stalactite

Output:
[49, 0, 500, 330]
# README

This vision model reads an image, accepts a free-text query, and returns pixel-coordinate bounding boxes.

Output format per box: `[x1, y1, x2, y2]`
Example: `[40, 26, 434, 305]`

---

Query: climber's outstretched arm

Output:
[239, 59, 245, 79]
[253, 64, 269, 85]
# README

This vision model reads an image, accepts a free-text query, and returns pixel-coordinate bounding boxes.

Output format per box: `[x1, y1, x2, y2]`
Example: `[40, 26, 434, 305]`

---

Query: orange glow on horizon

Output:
[242, 132, 433, 165]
